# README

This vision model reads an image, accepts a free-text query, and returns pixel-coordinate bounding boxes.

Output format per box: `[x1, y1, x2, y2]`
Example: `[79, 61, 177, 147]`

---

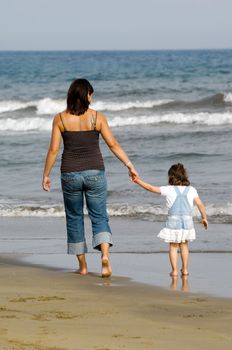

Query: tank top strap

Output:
[59, 113, 66, 131]
[91, 111, 98, 131]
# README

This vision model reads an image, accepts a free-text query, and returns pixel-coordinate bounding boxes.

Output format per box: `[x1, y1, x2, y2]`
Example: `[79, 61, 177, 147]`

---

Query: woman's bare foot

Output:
[76, 267, 88, 275]
[76, 262, 88, 275]
[76, 254, 88, 275]
[101, 256, 112, 278]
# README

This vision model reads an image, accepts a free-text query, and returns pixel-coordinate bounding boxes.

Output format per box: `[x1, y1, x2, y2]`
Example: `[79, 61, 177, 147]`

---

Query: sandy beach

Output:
[0, 256, 232, 350]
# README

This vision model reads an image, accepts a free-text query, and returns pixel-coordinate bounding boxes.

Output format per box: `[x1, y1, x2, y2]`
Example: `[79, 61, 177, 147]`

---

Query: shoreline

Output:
[0, 217, 232, 298]
[0, 216, 232, 298]
[1, 250, 232, 299]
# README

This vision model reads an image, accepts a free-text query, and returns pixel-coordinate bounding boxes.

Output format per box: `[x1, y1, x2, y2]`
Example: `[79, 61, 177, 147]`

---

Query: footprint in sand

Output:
[7, 340, 67, 350]
[182, 314, 204, 318]
[0, 328, 8, 335]
[0, 306, 20, 319]
[32, 311, 77, 321]
[10, 296, 65, 303]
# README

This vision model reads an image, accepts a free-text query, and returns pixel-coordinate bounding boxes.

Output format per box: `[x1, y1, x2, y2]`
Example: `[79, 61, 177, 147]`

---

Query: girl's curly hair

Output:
[168, 163, 190, 186]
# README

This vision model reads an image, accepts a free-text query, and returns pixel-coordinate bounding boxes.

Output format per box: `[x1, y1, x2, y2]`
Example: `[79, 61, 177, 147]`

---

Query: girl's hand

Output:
[201, 218, 208, 230]
[42, 176, 51, 192]
[132, 176, 140, 183]
[128, 165, 139, 181]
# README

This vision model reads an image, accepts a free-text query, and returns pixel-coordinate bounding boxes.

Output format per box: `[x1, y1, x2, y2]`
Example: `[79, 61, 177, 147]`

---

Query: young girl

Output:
[133, 163, 208, 277]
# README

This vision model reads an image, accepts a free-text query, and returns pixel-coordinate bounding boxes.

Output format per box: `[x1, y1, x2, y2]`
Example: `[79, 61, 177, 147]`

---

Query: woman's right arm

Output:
[42, 115, 62, 191]
[98, 112, 138, 179]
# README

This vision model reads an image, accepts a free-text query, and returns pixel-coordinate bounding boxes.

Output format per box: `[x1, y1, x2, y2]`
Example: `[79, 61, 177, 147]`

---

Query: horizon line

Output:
[0, 47, 232, 52]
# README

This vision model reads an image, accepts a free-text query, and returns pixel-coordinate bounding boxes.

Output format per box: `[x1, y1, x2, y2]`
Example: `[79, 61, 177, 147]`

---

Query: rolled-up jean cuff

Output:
[68, 242, 88, 255]
[92, 232, 113, 251]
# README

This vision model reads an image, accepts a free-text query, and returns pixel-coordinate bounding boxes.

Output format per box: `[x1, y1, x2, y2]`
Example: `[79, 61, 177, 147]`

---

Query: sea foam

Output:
[0, 202, 231, 223]
[0, 98, 172, 115]
[109, 112, 232, 127]
[1, 112, 232, 131]
[93, 99, 173, 111]
[0, 117, 52, 131]
[224, 93, 232, 103]
[0, 93, 231, 115]
[0, 100, 35, 114]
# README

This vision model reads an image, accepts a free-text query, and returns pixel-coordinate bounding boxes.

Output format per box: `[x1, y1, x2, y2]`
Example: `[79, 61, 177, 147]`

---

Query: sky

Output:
[0, 0, 232, 50]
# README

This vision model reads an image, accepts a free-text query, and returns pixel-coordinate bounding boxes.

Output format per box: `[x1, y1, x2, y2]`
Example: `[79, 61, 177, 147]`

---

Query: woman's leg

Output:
[61, 173, 88, 274]
[169, 243, 179, 276]
[180, 241, 189, 275]
[84, 170, 113, 277]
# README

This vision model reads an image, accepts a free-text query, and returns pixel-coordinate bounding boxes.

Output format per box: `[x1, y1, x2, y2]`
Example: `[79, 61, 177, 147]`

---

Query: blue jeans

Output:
[61, 170, 112, 255]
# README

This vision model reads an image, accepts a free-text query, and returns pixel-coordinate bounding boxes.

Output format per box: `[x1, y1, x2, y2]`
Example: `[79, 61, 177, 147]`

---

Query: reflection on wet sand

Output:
[170, 275, 190, 292]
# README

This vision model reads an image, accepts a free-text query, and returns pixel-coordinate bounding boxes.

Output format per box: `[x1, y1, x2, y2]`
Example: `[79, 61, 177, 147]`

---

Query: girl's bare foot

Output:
[101, 256, 112, 278]
[180, 269, 189, 276]
[169, 271, 178, 277]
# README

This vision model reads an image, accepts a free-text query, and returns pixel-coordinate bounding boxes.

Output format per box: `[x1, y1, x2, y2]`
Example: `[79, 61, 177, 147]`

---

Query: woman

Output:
[42, 79, 138, 277]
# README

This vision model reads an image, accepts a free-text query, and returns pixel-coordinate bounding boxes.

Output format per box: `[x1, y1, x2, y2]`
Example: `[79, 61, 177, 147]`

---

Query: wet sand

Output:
[0, 257, 232, 350]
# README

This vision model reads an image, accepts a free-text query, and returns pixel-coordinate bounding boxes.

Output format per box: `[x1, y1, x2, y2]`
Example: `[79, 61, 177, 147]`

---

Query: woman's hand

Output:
[128, 164, 139, 181]
[42, 175, 51, 192]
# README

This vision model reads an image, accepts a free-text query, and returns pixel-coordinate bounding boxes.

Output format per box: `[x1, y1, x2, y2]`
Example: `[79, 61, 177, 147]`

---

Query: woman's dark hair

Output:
[168, 163, 190, 186]
[66, 79, 94, 116]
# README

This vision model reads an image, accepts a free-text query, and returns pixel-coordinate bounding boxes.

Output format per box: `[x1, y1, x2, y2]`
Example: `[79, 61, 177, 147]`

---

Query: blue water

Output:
[1, 50, 232, 100]
[0, 50, 232, 223]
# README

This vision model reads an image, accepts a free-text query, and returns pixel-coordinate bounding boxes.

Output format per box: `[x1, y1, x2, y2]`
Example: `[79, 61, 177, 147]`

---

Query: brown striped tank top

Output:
[60, 112, 105, 173]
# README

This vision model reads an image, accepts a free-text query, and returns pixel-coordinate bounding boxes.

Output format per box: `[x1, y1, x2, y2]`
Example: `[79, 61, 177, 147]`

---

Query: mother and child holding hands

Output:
[42, 79, 208, 278]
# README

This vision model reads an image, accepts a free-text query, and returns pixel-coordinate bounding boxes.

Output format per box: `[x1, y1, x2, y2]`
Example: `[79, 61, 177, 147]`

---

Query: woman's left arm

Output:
[98, 112, 138, 179]
[42, 115, 62, 191]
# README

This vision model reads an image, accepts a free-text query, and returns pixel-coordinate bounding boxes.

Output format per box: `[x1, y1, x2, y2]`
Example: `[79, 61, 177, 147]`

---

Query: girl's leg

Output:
[76, 254, 88, 275]
[180, 241, 189, 275]
[169, 243, 179, 276]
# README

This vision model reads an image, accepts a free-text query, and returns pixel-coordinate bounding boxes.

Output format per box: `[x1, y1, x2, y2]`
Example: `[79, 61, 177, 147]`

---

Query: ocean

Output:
[0, 49, 232, 226]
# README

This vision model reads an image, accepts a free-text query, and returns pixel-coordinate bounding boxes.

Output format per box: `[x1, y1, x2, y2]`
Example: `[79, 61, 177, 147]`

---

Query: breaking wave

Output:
[0, 112, 232, 131]
[0, 92, 231, 116]
[0, 98, 172, 115]
[0, 202, 231, 223]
